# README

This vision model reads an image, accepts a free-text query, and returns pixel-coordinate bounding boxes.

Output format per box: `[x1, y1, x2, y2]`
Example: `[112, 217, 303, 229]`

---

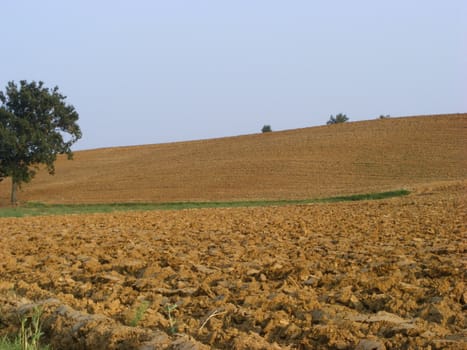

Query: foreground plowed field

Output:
[1, 181, 465, 349]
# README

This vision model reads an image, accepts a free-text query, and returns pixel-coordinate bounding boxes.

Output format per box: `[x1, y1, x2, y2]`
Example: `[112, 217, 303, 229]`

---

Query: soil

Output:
[0, 181, 465, 349]
[1, 114, 466, 205]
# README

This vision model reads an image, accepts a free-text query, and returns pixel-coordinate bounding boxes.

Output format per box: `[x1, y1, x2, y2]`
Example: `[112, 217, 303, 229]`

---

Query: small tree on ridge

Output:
[327, 113, 349, 125]
[262, 125, 272, 133]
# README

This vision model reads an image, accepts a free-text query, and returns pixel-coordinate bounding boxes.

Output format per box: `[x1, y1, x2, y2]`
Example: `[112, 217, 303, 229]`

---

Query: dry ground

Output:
[0, 114, 465, 205]
[0, 114, 466, 349]
[0, 181, 466, 349]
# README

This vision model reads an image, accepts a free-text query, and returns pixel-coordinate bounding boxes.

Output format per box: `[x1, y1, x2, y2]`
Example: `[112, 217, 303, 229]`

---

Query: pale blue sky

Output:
[2, 1, 466, 150]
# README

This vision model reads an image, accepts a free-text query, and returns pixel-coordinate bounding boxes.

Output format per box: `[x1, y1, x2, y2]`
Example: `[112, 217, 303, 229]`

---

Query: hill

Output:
[0, 113, 466, 205]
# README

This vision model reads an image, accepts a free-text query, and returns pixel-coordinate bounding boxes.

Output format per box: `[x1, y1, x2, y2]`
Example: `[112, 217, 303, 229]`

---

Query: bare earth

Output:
[0, 114, 466, 205]
[0, 182, 466, 349]
[0, 115, 466, 349]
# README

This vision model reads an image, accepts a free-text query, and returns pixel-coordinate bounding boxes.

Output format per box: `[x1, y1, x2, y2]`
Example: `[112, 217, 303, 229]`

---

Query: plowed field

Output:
[0, 114, 466, 349]
[1, 182, 466, 349]
[0, 114, 466, 205]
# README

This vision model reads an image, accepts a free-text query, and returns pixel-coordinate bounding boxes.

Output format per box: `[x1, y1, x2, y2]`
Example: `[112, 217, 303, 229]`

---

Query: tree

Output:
[0, 80, 82, 204]
[326, 113, 349, 125]
[261, 125, 272, 133]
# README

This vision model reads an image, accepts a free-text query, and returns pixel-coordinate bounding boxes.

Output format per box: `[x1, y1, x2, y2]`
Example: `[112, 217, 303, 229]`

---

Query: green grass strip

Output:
[0, 189, 409, 218]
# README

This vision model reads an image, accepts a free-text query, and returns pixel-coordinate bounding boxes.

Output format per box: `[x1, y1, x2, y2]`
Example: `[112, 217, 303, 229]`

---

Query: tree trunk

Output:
[11, 179, 18, 205]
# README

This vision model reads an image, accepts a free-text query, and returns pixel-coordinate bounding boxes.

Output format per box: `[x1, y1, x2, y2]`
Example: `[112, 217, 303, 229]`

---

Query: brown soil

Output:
[1, 182, 466, 349]
[0, 114, 466, 205]
[0, 114, 466, 349]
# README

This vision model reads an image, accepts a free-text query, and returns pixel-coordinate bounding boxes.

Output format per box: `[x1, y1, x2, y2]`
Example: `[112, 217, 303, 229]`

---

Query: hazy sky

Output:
[2, 1, 466, 150]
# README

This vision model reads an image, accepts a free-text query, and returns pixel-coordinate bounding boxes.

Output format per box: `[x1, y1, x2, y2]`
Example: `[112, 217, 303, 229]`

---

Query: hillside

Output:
[1, 113, 466, 205]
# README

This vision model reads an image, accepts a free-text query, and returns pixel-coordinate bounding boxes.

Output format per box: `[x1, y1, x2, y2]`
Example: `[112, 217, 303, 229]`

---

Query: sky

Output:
[1, 1, 466, 150]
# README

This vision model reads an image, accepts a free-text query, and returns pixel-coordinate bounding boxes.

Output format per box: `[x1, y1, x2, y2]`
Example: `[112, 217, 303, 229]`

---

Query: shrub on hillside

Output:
[262, 125, 272, 133]
[326, 113, 348, 125]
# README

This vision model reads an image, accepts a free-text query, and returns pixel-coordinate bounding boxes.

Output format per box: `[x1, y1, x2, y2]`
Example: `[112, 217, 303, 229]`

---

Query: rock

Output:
[166, 335, 210, 350]
[303, 275, 320, 287]
[116, 259, 146, 275]
[461, 290, 467, 304]
[418, 300, 455, 325]
[336, 286, 363, 309]
[361, 293, 391, 312]
[82, 258, 102, 273]
[281, 322, 302, 340]
[97, 272, 123, 284]
[337, 286, 353, 304]
[355, 339, 386, 350]
[154, 287, 198, 296]
[383, 323, 419, 338]
[266, 262, 292, 280]
[231, 331, 284, 350]
[419, 304, 444, 324]
[348, 311, 409, 324]
[246, 268, 261, 276]
[195, 264, 218, 275]
[311, 309, 328, 324]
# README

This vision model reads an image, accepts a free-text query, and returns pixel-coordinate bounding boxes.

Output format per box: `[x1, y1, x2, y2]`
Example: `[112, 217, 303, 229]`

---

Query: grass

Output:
[0, 189, 410, 218]
[128, 300, 150, 327]
[0, 307, 50, 350]
[164, 304, 178, 335]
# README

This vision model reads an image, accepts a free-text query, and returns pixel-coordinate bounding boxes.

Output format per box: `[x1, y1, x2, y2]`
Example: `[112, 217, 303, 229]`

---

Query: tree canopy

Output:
[327, 113, 349, 125]
[261, 124, 272, 133]
[0, 80, 82, 204]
